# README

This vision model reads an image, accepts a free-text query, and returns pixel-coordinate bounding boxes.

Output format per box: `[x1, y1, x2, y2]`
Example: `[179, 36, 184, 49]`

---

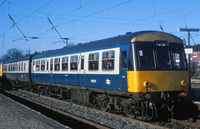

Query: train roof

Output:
[3, 54, 33, 64]
[32, 31, 182, 59]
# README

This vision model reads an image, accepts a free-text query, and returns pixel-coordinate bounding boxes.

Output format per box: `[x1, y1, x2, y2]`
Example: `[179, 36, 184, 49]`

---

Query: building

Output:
[188, 45, 200, 67]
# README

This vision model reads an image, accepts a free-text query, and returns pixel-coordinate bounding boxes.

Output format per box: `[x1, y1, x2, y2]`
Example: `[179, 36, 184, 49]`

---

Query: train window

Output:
[3, 65, 7, 72]
[70, 56, 78, 71]
[89, 53, 99, 70]
[54, 58, 60, 71]
[36, 61, 40, 71]
[33, 61, 35, 71]
[10, 64, 11, 71]
[12, 64, 14, 71]
[24, 63, 26, 71]
[172, 50, 187, 70]
[14, 63, 17, 71]
[121, 51, 127, 68]
[41, 60, 45, 71]
[21, 63, 23, 72]
[62, 57, 68, 71]
[102, 51, 114, 70]
[46, 60, 49, 71]
[155, 50, 171, 70]
[16, 63, 18, 71]
[19, 63, 21, 71]
[50, 59, 53, 71]
[138, 49, 155, 70]
[81, 56, 84, 70]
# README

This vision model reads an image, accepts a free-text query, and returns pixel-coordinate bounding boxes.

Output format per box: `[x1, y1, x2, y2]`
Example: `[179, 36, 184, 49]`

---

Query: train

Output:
[0, 31, 190, 120]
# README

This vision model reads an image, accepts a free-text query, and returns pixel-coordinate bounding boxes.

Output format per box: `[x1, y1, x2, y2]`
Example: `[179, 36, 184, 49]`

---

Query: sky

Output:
[0, 0, 200, 57]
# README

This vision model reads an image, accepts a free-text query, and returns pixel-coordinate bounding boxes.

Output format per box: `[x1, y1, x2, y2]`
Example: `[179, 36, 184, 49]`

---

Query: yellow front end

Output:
[0, 63, 2, 77]
[127, 71, 189, 93]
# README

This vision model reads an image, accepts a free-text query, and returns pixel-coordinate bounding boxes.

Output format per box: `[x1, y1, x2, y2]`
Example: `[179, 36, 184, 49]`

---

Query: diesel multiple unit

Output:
[1, 31, 189, 120]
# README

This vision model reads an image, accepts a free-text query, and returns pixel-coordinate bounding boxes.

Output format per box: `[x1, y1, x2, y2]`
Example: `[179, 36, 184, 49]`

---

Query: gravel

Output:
[11, 90, 160, 129]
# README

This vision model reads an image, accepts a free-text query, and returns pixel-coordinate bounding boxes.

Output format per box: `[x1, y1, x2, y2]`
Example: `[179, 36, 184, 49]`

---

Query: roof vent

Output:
[126, 32, 132, 34]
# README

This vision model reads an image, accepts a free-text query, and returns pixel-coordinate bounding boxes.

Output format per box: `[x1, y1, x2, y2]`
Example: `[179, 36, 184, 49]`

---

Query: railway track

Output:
[0, 88, 165, 129]
[1, 87, 200, 129]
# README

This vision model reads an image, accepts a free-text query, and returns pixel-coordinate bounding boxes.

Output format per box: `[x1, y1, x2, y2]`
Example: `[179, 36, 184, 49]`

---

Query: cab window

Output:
[172, 50, 187, 70]
[138, 49, 155, 70]
[155, 49, 171, 70]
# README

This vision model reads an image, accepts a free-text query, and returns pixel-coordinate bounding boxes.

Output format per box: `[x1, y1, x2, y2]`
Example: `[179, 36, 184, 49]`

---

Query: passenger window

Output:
[16, 63, 18, 71]
[54, 58, 60, 71]
[24, 63, 26, 71]
[3, 65, 7, 72]
[9, 64, 10, 71]
[33, 61, 35, 71]
[89, 53, 99, 70]
[41, 60, 45, 71]
[50, 59, 53, 71]
[81, 56, 84, 70]
[62, 57, 68, 71]
[15, 63, 17, 71]
[121, 51, 127, 68]
[12, 64, 14, 71]
[102, 51, 115, 70]
[36, 61, 40, 71]
[70, 56, 78, 71]
[46, 60, 49, 71]
[21, 63, 23, 72]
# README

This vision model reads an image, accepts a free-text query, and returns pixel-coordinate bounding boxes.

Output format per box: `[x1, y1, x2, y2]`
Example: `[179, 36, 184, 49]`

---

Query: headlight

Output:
[181, 80, 187, 86]
[144, 81, 150, 87]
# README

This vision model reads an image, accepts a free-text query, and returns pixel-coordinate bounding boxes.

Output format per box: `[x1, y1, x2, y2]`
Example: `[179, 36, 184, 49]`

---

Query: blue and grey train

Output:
[2, 31, 190, 120]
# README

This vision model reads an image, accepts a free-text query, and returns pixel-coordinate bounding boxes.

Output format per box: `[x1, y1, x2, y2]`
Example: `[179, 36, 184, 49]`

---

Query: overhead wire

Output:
[15, 0, 54, 24]
[26, 0, 97, 35]
[17, 2, 200, 53]
[55, 0, 134, 27]
[9, 2, 47, 15]
[72, 2, 200, 39]
[1, 1, 200, 55]
[0, 0, 6, 7]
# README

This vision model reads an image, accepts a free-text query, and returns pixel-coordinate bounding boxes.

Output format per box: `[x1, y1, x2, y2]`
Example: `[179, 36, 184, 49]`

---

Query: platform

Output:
[0, 93, 69, 129]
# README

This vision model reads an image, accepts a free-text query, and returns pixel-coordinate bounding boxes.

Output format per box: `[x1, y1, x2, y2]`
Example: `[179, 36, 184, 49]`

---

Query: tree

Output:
[1, 48, 23, 61]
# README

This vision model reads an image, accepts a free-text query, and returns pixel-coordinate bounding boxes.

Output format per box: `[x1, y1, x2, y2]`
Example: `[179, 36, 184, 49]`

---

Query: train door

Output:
[46, 59, 50, 83]
[49, 58, 53, 83]
[78, 54, 86, 86]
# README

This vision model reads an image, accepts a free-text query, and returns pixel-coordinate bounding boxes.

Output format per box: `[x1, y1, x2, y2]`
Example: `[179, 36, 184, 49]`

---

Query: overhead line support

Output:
[47, 17, 65, 44]
[8, 14, 28, 41]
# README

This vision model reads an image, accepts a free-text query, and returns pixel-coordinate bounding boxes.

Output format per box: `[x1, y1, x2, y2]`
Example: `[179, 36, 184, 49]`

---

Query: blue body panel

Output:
[5, 73, 29, 81]
[32, 69, 128, 91]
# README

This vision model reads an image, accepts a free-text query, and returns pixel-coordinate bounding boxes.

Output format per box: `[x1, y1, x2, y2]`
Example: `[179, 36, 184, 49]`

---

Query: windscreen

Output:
[137, 43, 187, 70]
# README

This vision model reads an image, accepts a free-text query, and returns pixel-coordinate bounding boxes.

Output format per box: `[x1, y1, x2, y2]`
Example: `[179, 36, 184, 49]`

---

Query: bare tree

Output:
[1, 48, 23, 61]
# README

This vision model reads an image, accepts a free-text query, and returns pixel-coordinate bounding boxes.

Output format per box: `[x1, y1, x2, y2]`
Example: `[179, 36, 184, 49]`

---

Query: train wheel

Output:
[100, 99, 110, 112]
[98, 94, 110, 112]
[121, 98, 137, 118]
[125, 105, 136, 118]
